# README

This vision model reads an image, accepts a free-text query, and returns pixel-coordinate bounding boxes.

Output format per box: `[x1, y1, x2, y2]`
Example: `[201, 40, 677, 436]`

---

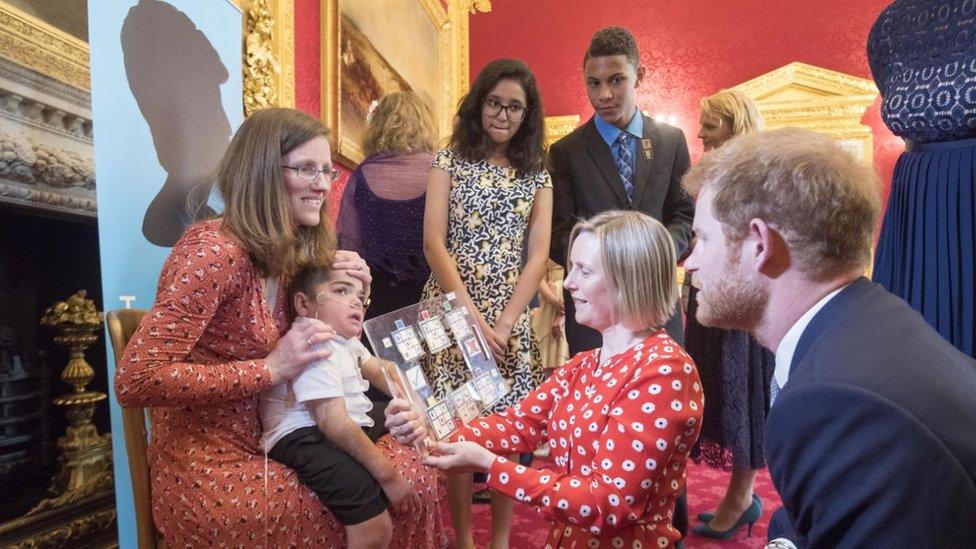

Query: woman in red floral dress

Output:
[387, 211, 703, 548]
[116, 108, 445, 547]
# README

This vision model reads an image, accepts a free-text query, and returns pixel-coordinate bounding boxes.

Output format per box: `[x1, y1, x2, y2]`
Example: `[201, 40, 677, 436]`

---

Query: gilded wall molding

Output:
[243, 0, 280, 115]
[544, 115, 580, 148]
[733, 62, 879, 165]
[5, 509, 116, 549]
[0, 3, 89, 92]
[275, 0, 295, 108]
[243, 0, 295, 115]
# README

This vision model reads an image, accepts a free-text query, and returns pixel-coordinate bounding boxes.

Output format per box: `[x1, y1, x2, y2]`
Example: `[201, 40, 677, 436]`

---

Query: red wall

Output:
[293, 1, 903, 220]
[469, 0, 903, 204]
[296, 0, 350, 222]
[295, 0, 320, 119]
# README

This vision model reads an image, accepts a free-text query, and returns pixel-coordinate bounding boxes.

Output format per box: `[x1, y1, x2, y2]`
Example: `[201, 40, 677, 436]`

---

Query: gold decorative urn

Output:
[36, 291, 113, 511]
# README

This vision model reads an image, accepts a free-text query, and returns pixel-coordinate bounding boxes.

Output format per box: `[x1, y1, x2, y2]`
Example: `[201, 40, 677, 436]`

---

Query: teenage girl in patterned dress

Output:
[116, 108, 444, 547]
[393, 211, 704, 548]
[421, 59, 552, 548]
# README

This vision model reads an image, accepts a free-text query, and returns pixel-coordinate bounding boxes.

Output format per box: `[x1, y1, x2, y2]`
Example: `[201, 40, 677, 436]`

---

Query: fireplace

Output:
[0, 207, 107, 525]
[0, 2, 117, 546]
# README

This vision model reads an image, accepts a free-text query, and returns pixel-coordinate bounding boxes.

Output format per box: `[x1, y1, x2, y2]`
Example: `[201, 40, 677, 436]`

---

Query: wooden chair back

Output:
[106, 309, 165, 549]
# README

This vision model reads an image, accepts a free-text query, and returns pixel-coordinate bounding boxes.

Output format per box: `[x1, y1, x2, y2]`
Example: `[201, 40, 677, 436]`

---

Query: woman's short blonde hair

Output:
[362, 91, 436, 157]
[700, 89, 763, 138]
[568, 210, 678, 329]
[217, 107, 336, 279]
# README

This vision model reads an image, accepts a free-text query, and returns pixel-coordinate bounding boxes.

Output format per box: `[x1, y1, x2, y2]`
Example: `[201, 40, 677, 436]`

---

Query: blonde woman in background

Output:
[687, 89, 775, 539]
[336, 91, 437, 437]
[530, 259, 569, 459]
[337, 91, 436, 325]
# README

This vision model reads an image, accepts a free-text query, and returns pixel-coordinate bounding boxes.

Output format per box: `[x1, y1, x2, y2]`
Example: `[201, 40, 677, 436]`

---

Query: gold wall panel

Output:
[0, 2, 89, 91]
[544, 114, 580, 149]
[733, 62, 879, 165]
[242, 0, 295, 115]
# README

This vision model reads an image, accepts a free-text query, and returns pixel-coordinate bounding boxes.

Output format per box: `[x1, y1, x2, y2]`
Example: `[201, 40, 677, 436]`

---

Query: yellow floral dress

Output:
[421, 148, 551, 411]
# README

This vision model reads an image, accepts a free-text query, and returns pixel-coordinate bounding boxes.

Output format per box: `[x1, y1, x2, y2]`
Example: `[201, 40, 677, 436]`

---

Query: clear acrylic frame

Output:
[363, 292, 508, 454]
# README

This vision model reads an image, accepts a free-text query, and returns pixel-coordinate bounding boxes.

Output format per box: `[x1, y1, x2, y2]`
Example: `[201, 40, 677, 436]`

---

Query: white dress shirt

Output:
[773, 285, 848, 390]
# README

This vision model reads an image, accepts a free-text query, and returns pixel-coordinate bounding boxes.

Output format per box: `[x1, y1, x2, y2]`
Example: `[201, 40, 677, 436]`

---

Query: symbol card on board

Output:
[418, 316, 452, 353]
[445, 308, 471, 339]
[450, 383, 480, 424]
[391, 326, 424, 362]
[473, 372, 499, 405]
[425, 401, 456, 440]
[404, 365, 429, 391]
[463, 336, 482, 358]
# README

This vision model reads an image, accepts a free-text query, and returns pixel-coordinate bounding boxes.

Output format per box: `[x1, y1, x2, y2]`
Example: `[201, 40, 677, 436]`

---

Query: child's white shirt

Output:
[260, 336, 374, 452]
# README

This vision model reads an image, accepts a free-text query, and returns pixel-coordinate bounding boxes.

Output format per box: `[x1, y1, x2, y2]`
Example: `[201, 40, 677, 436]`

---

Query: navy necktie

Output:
[613, 132, 635, 203]
[770, 375, 781, 405]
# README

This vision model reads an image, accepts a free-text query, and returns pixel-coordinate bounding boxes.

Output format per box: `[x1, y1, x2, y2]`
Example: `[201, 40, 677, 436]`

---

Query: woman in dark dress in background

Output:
[337, 91, 436, 324]
[868, 0, 976, 358]
[686, 89, 775, 539]
[337, 91, 436, 435]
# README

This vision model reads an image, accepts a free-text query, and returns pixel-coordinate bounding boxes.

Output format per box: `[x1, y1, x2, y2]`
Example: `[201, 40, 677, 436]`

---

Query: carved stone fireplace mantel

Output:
[0, 2, 95, 219]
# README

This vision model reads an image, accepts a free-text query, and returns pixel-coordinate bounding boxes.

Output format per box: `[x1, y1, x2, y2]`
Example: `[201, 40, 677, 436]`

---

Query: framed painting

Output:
[321, 0, 489, 166]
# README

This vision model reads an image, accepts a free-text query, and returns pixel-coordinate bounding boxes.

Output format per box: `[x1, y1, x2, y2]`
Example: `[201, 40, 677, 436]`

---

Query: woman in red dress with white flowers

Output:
[387, 210, 703, 548]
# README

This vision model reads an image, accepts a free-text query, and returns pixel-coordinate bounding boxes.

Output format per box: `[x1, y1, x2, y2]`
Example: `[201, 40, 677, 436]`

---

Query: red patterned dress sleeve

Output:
[459, 332, 703, 547]
[115, 221, 275, 407]
[455, 352, 585, 454]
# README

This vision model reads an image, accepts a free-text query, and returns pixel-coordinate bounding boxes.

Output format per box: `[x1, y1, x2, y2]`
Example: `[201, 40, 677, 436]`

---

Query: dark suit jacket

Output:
[766, 278, 976, 548]
[549, 114, 693, 353]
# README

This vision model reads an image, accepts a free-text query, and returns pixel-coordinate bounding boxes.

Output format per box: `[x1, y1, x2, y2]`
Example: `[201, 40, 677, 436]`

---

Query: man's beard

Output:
[694, 265, 768, 332]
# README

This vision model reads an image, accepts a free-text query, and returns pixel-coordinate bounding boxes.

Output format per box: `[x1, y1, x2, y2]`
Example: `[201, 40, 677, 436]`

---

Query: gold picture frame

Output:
[320, 0, 491, 166]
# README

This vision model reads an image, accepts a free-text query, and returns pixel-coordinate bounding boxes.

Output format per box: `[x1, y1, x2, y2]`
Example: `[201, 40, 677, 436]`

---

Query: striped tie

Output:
[613, 132, 635, 203]
[770, 375, 781, 405]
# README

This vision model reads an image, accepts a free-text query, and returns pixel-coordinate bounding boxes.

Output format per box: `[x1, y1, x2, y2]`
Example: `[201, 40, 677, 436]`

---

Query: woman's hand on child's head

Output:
[384, 398, 428, 445]
[266, 316, 337, 385]
[332, 250, 372, 290]
[422, 441, 496, 474]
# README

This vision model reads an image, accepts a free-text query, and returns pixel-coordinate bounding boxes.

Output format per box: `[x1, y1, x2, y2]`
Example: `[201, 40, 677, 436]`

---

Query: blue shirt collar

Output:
[594, 108, 643, 147]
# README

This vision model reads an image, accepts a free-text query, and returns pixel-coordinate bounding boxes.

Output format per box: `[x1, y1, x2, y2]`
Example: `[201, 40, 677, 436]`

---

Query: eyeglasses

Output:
[482, 97, 527, 122]
[315, 288, 370, 310]
[283, 164, 341, 183]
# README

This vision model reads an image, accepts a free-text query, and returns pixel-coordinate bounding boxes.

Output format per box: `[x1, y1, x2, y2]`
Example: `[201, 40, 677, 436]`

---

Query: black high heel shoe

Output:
[692, 495, 763, 539]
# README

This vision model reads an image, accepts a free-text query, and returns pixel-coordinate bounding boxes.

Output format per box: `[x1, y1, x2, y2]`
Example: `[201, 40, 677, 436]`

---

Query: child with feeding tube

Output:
[259, 265, 424, 549]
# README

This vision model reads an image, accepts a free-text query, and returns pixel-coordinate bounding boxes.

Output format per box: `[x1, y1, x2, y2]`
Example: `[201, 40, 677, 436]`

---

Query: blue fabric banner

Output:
[88, 1, 243, 545]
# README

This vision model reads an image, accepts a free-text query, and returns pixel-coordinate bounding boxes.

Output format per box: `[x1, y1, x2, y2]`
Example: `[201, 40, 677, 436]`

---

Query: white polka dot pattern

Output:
[454, 331, 703, 548]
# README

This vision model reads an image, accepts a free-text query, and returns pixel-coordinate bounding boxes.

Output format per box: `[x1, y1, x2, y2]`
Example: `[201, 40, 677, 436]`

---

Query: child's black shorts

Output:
[269, 426, 387, 525]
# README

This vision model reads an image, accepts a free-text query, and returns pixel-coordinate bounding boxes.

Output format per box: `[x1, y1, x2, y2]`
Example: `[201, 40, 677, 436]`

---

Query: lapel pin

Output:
[641, 139, 653, 160]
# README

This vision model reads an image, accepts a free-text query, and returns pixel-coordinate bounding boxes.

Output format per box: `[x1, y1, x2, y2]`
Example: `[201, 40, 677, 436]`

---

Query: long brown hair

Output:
[449, 59, 546, 175]
[217, 107, 336, 278]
